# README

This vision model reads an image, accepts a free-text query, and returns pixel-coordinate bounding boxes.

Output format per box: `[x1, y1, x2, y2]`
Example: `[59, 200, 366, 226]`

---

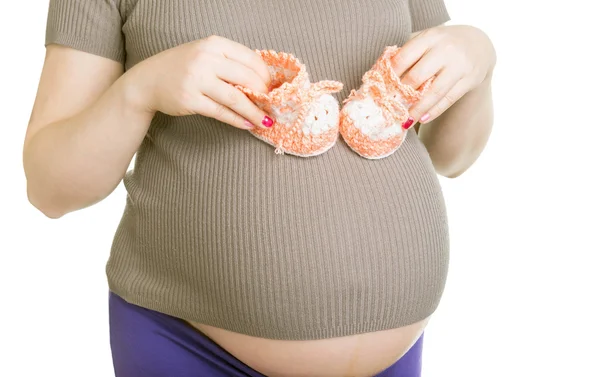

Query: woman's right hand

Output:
[127, 35, 273, 130]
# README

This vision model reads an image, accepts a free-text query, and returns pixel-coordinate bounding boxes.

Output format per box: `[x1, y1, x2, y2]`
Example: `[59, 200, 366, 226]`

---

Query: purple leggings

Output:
[109, 292, 424, 377]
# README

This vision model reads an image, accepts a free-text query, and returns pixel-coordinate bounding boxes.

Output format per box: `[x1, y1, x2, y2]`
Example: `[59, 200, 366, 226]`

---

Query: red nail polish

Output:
[402, 117, 414, 130]
[262, 115, 274, 128]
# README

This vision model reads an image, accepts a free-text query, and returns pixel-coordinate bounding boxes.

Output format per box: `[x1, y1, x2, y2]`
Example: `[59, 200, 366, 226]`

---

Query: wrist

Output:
[480, 30, 497, 79]
[118, 66, 158, 117]
[475, 33, 496, 85]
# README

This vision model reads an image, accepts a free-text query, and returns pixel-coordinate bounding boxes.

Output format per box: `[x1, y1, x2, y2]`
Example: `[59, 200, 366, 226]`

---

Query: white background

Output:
[1, 0, 599, 376]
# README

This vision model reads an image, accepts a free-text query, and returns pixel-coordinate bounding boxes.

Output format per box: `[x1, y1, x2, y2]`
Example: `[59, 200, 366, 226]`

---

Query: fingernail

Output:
[402, 117, 415, 130]
[420, 113, 430, 122]
[262, 115, 274, 128]
[243, 120, 255, 129]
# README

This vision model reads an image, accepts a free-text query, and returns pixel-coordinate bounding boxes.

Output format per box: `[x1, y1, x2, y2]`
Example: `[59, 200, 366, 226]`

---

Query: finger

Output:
[407, 69, 462, 123]
[202, 79, 273, 129]
[191, 94, 255, 130]
[206, 36, 271, 87]
[417, 78, 470, 125]
[214, 58, 269, 94]
[391, 36, 434, 78]
[399, 50, 444, 90]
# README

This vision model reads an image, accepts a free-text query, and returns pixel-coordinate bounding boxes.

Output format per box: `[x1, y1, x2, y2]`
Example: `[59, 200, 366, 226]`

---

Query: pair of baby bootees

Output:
[237, 46, 433, 159]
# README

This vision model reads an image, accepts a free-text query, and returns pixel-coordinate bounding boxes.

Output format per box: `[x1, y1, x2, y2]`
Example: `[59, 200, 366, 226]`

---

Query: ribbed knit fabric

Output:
[45, 0, 451, 340]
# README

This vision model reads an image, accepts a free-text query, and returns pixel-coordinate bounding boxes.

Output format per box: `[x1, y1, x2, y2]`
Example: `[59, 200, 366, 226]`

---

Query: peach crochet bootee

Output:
[239, 47, 433, 159]
[339, 46, 434, 159]
[237, 50, 344, 157]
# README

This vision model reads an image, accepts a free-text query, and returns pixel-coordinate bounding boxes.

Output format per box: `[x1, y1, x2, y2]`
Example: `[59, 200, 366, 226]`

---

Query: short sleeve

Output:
[408, 0, 451, 32]
[45, 0, 125, 64]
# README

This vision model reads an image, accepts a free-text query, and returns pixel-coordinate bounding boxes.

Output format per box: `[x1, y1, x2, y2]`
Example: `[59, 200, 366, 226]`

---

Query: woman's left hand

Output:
[392, 25, 496, 126]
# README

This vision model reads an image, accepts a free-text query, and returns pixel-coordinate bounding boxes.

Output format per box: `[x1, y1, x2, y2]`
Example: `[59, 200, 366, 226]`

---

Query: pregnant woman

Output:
[23, 0, 495, 376]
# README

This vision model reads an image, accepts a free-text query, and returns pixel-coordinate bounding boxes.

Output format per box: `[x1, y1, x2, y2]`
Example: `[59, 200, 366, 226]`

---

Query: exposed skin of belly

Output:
[188, 317, 429, 377]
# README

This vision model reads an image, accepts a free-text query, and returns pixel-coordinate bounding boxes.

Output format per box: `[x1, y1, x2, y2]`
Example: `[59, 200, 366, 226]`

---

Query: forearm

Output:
[418, 74, 494, 178]
[23, 73, 154, 218]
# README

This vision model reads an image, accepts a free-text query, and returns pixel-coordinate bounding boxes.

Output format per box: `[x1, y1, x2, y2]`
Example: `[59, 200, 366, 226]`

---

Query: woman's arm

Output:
[396, 25, 496, 178]
[416, 72, 494, 178]
[23, 45, 153, 219]
[24, 37, 272, 219]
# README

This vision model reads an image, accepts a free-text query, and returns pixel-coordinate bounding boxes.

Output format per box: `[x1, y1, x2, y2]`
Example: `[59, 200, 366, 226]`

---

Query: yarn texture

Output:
[242, 47, 433, 159]
[340, 46, 433, 159]
[237, 50, 343, 157]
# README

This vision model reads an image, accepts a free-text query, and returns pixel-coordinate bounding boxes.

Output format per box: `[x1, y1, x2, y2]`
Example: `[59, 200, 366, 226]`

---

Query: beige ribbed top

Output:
[46, 0, 451, 340]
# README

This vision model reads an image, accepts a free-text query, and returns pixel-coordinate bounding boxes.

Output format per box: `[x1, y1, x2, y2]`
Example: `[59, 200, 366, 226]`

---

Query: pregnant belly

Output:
[188, 318, 429, 377]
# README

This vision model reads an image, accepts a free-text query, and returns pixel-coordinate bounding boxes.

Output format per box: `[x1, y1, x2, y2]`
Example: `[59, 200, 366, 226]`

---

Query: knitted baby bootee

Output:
[237, 50, 343, 157]
[339, 46, 434, 159]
